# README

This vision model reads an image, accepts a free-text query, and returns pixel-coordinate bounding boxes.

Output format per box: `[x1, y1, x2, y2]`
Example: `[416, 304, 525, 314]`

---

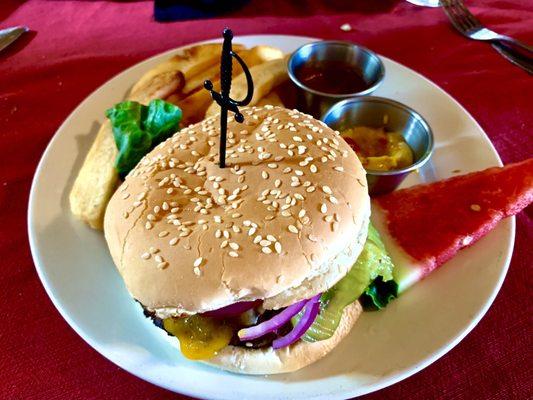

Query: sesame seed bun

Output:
[104, 106, 370, 316]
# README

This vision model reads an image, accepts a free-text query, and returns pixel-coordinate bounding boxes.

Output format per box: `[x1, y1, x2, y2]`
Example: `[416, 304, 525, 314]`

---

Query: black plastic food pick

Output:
[204, 28, 254, 168]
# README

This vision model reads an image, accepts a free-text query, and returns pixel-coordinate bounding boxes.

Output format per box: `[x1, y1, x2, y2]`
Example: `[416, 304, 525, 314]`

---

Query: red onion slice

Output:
[272, 294, 321, 349]
[203, 300, 259, 318]
[238, 298, 309, 341]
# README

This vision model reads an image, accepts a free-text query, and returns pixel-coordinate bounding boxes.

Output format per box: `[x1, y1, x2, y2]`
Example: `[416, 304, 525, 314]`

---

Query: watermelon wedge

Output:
[372, 158, 533, 293]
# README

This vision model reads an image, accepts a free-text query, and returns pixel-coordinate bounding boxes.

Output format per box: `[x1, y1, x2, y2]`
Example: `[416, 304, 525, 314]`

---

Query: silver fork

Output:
[441, 0, 532, 55]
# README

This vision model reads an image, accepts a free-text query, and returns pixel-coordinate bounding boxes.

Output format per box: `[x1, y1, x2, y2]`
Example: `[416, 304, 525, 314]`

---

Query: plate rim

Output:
[27, 34, 515, 399]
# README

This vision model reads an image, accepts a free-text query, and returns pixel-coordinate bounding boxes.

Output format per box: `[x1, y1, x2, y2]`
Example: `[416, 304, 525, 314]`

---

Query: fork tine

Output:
[453, 0, 482, 30]
[441, 0, 467, 34]
[442, 0, 470, 34]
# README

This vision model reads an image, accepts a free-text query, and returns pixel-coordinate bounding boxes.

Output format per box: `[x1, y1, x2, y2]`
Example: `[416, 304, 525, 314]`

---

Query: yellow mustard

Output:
[341, 126, 414, 172]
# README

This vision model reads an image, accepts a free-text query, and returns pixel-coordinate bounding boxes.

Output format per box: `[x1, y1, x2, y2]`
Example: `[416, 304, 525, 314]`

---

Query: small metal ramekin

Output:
[287, 41, 385, 118]
[322, 96, 434, 195]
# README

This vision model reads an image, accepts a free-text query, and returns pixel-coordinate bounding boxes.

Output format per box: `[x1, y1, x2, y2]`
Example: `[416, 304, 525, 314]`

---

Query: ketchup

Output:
[295, 61, 369, 94]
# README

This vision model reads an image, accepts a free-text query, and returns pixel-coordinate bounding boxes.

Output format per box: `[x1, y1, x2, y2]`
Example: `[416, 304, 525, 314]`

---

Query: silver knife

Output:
[492, 42, 533, 75]
[0, 26, 29, 53]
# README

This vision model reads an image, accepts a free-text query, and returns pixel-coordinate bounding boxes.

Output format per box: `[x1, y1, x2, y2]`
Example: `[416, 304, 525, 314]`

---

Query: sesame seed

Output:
[145, 221, 153, 230]
[334, 166, 344, 172]
[253, 235, 262, 244]
[248, 227, 257, 236]
[229, 242, 239, 250]
[193, 267, 201, 276]
[322, 185, 332, 194]
[308, 234, 318, 242]
[329, 196, 339, 204]
[259, 239, 271, 247]
[470, 204, 481, 211]
[262, 171, 269, 179]
[310, 164, 318, 173]
[262, 247, 272, 254]
[229, 251, 239, 258]
[155, 255, 164, 263]
[274, 242, 282, 254]
[169, 237, 178, 246]
[193, 257, 203, 267]
[332, 222, 339, 231]
[266, 235, 277, 242]
[288, 225, 299, 234]
[325, 215, 334, 223]
[157, 262, 169, 269]
[320, 203, 328, 214]
[141, 252, 150, 260]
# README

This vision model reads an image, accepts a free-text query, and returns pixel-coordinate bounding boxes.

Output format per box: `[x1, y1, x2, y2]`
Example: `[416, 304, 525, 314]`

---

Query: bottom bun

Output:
[205, 301, 362, 375]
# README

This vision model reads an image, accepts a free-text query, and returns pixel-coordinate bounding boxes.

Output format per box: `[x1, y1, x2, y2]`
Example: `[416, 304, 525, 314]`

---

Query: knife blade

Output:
[492, 42, 533, 75]
[0, 26, 29, 53]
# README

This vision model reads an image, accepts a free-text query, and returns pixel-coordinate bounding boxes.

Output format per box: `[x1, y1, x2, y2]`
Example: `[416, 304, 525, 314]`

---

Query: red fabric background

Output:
[1, 1, 531, 399]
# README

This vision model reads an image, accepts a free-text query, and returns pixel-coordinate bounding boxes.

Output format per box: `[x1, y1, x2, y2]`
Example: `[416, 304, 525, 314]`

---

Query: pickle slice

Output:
[298, 224, 395, 342]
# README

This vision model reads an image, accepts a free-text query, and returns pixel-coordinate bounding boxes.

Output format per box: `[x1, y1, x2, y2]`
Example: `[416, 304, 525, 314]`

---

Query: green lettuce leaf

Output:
[106, 99, 182, 178]
[361, 276, 398, 310]
[297, 223, 396, 342]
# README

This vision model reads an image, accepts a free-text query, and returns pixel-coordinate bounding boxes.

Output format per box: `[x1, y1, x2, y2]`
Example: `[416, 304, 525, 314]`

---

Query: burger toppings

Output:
[154, 223, 396, 359]
[299, 224, 396, 342]
[203, 300, 259, 318]
[237, 296, 312, 341]
[272, 294, 321, 349]
[163, 315, 233, 360]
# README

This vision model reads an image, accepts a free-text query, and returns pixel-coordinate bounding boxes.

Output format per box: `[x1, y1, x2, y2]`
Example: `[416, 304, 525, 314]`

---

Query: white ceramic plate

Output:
[28, 35, 514, 399]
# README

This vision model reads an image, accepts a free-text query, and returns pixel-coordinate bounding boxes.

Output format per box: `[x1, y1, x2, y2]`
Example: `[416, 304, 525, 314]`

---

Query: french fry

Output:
[69, 121, 118, 230]
[256, 91, 285, 107]
[181, 45, 283, 96]
[177, 47, 285, 126]
[70, 43, 243, 230]
[205, 55, 289, 118]
[129, 44, 245, 104]
[181, 63, 220, 96]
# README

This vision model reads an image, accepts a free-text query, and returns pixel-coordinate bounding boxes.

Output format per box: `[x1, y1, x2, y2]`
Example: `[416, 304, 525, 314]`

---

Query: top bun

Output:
[104, 106, 370, 317]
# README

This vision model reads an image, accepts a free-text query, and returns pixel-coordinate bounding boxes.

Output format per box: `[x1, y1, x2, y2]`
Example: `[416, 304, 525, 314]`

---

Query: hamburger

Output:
[104, 105, 394, 374]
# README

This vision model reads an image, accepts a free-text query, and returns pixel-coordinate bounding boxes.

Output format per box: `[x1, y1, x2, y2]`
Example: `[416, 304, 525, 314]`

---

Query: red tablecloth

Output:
[1, 0, 531, 399]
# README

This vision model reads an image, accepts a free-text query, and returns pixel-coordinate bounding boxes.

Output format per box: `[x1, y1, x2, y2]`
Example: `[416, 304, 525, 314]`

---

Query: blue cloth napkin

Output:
[154, 0, 250, 22]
